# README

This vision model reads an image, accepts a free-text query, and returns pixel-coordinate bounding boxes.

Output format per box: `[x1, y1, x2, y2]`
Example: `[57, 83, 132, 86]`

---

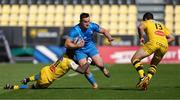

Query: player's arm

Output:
[138, 22, 146, 44]
[65, 37, 84, 49]
[166, 33, 175, 43]
[164, 27, 175, 43]
[71, 58, 92, 74]
[99, 27, 114, 43]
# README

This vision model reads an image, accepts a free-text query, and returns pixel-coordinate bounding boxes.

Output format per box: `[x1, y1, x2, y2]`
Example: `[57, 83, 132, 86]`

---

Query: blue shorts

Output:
[73, 44, 99, 61]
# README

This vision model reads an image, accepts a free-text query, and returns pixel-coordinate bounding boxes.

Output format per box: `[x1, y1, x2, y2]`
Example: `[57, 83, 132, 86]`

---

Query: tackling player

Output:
[4, 57, 92, 89]
[131, 12, 175, 90]
[65, 13, 114, 89]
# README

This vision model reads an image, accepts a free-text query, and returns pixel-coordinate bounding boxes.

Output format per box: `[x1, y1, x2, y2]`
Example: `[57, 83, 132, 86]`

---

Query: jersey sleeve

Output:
[164, 26, 170, 36]
[68, 28, 79, 41]
[91, 22, 100, 32]
[68, 59, 79, 70]
[141, 21, 147, 28]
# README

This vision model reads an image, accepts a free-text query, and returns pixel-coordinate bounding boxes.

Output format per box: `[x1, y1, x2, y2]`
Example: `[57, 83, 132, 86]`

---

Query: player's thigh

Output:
[78, 57, 88, 66]
[86, 45, 103, 66]
[132, 41, 158, 60]
[150, 48, 167, 65]
[131, 47, 148, 60]
[154, 44, 168, 60]
[91, 54, 104, 67]
[74, 51, 87, 63]
[37, 67, 52, 88]
[87, 45, 99, 57]
[74, 51, 92, 74]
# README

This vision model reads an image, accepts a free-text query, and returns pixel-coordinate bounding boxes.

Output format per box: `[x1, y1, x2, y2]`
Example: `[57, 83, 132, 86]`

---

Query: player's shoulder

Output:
[153, 20, 166, 27]
[90, 22, 99, 26]
[89, 22, 100, 30]
[70, 24, 80, 31]
[151, 20, 163, 24]
[142, 20, 152, 24]
[71, 24, 80, 32]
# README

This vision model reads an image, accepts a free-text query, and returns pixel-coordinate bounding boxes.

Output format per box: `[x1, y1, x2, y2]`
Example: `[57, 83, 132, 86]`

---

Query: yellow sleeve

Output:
[164, 26, 170, 36]
[142, 21, 147, 29]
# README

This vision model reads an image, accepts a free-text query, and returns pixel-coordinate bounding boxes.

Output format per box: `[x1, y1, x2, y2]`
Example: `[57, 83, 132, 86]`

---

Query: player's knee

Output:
[153, 55, 162, 62]
[96, 62, 104, 67]
[131, 57, 136, 64]
[155, 55, 161, 60]
[131, 58, 134, 63]
[131, 54, 138, 63]
[93, 59, 104, 67]
[131, 55, 142, 64]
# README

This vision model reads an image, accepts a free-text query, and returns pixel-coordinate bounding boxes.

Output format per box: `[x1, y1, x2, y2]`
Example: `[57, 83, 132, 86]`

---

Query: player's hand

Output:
[108, 37, 114, 45]
[76, 39, 85, 48]
[108, 37, 114, 42]
[140, 38, 145, 45]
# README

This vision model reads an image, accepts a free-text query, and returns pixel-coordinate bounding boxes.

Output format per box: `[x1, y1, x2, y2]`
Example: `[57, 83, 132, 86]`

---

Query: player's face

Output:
[80, 17, 90, 29]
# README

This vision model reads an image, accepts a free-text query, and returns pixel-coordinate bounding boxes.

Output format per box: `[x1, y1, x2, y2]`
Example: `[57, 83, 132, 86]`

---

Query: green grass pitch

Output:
[0, 63, 180, 99]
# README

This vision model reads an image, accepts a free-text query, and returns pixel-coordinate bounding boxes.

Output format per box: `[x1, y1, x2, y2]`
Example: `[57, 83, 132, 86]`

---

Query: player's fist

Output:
[140, 38, 145, 45]
[76, 39, 85, 48]
[108, 37, 114, 42]
[74, 37, 85, 48]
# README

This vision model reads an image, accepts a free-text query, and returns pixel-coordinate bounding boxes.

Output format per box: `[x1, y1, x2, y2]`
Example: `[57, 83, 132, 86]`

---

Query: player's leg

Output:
[75, 52, 98, 89]
[91, 54, 110, 78]
[88, 45, 110, 78]
[148, 50, 165, 81]
[131, 46, 154, 89]
[139, 52, 164, 90]
[131, 47, 150, 79]
[21, 74, 40, 84]
[4, 83, 34, 89]
[4, 82, 50, 89]
[78, 58, 98, 89]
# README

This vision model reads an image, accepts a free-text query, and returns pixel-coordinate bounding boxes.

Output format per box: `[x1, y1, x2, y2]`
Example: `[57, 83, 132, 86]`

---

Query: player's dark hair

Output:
[80, 13, 90, 22]
[143, 12, 154, 21]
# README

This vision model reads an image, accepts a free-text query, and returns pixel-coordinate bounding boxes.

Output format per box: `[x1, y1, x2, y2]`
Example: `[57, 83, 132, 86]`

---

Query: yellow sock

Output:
[29, 75, 35, 81]
[132, 59, 145, 78]
[13, 85, 19, 90]
[138, 69, 145, 78]
[147, 73, 153, 80]
[147, 65, 157, 80]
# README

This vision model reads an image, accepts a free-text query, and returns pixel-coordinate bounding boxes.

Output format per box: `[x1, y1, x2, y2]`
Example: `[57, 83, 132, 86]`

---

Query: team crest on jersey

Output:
[155, 30, 165, 36]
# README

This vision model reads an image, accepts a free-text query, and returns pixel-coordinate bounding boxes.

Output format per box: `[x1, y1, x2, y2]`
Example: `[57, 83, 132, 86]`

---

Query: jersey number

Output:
[155, 23, 162, 30]
[154, 23, 165, 36]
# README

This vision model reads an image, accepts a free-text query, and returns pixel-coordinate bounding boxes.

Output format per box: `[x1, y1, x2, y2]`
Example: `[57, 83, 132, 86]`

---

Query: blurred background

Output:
[0, 0, 179, 64]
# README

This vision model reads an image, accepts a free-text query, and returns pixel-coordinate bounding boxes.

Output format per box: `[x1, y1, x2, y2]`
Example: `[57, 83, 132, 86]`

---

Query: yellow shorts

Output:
[142, 41, 168, 57]
[36, 66, 53, 88]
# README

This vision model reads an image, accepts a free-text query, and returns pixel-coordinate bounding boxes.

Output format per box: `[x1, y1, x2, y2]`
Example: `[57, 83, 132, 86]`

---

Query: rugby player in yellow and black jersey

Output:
[4, 57, 92, 89]
[131, 12, 175, 90]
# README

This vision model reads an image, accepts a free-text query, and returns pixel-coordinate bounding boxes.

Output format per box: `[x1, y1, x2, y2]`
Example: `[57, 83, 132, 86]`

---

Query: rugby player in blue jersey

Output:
[65, 13, 114, 89]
